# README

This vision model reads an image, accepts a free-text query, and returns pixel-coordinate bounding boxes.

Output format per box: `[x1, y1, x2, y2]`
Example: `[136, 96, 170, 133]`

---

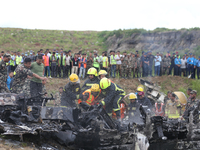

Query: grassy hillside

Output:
[0, 28, 105, 53]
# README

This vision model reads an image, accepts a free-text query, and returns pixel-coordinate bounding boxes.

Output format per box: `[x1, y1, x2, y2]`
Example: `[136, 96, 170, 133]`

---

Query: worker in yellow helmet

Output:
[98, 70, 107, 79]
[99, 78, 125, 119]
[127, 93, 143, 124]
[81, 67, 100, 91]
[61, 74, 82, 107]
[78, 84, 103, 110]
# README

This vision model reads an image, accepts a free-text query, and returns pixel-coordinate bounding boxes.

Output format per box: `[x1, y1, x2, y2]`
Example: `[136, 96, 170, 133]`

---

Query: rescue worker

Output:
[78, 84, 102, 110]
[98, 70, 107, 79]
[11, 58, 46, 94]
[61, 74, 82, 107]
[165, 93, 181, 119]
[136, 86, 144, 97]
[164, 91, 172, 105]
[81, 67, 100, 92]
[153, 99, 165, 117]
[127, 93, 143, 124]
[137, 91, 152, 110]
[182, 90, 199, 121]
[0, 53, 11, 93]
[99, 78, 126, 119]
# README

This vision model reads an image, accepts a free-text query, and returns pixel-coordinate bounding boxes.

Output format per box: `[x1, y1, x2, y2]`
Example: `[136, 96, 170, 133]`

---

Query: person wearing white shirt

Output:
[65, 52, 71, 78]
[181, 55, 187, 77]
[154, 52, 162, 76]
[116, 51, 122, 77]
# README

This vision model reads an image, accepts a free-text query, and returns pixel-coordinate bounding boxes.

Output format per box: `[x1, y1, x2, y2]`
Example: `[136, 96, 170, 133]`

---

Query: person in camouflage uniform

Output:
[182, 90, 199, 120]
[131, 53, 137, 78]
[21, 78, 47, 98]
[11, 57, 46, 94]
[86, 52, 93, 75]
[126, 54, 132, 79]
[0, 54, 11, 93]
[121, 52, 128, 78]
[135, 53, 142, 78]
[54, 87, 63, 106]
[162, 54, 171, 75]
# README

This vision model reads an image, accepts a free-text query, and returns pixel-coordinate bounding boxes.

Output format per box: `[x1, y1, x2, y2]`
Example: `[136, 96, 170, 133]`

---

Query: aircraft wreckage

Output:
[0, 78, 199, 150]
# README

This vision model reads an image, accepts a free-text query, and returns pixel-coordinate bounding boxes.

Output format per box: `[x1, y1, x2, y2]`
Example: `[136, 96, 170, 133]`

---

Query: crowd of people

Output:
[1, 49, 200, 83]
[0, 49, 198, 121]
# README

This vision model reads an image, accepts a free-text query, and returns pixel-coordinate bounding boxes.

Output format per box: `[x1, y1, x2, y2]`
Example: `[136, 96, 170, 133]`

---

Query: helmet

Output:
[100, 78, 111, 89]
[157, 99, 162, 104]
[129, 93, 137, 99]
[137, 87, 144, 92]
[91, 84, 100, 92]
[69, 74, 79, 82]
[98, 70, 107, 76]
[87, 67, 98, 76]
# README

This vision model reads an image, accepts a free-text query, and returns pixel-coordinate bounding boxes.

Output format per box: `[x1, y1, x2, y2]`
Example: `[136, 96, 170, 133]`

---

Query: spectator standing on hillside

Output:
[162, 54, 171, 75]
[58, 52, 66, 78]
[30, 55, 45, 97]
[68, 50, 73, 75]
[193, 54, 198, 79]
[99, 52, 104, 70]
[174, 55, 181, 76]
[169, 53, 176, 75]
[50, 52, 57, 77]
[93, 53, 100, 72]
[116, 51, 122, 77]
[86, 52, 93, 73]
[65, 51, 71, 78]
[154, 52, 161, 76]
[148, 51, 154, 77]
[10, 52, 16, 72]
[135, 53, 142, 78]
[79, 53, 87, 79]
[71, 53, 79, 75]
[110, 51, 117, 78]
[7, 71, 14, 90]
[121, 51, 128, 78]
[43, 51, 51, 78]
[181, 55, 187, 77]
[187, 53, 194, 77]
[102, 52, 108, 71]
[15, 52, 22, 68]
[196, 56, 200, 79]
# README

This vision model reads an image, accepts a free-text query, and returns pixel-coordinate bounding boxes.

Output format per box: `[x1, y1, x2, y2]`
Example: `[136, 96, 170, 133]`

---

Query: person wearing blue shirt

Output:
[196, 56, 200, 79]
[154, 52, 162, 76]
[193, 54, 198, 79]
[174, 55, 181, 76]
[79, 53, 87, 79]
[187, 53, 194, 76]
[6, 71, 14, 90]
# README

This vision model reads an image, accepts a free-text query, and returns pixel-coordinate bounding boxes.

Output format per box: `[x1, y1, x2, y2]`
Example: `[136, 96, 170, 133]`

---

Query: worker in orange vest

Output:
[153, 99, 165, 117]
[78, 84, 102, 110]
[112, 100, 127, 120]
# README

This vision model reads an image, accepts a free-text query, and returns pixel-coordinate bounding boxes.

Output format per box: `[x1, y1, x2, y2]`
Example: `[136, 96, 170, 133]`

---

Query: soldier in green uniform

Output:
[0, 53, 11, 93]
[135, 53, 142, 78]
[131, 53, 137, 78]
[182, 90, 199, 120]
[162, 54, 171, 75]
[121, 52, 128, 78]
[127, 54, 132, 79]
[11, 57, 46, 94]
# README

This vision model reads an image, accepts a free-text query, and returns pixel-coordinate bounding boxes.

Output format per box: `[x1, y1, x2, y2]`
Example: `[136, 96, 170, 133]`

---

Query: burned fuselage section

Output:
[0, 93, 149, 150]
